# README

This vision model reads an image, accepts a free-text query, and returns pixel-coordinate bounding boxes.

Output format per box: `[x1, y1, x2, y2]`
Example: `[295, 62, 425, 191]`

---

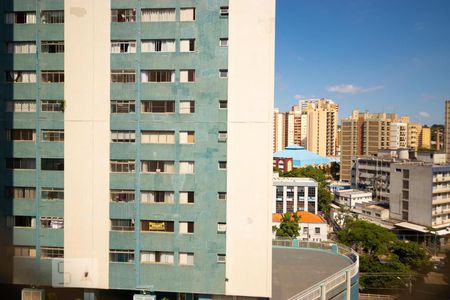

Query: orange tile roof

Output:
[272, 211, 326, 224]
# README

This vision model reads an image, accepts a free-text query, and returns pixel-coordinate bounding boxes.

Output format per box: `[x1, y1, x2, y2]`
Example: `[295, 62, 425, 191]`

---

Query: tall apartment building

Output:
[273, 108, 285, 152]
[420, 126, 431, 150]
[446, 100, 450, 162]
[0, 1, 275, 298]
[340, 110, 401, 182]
[389, 122, 408, 149]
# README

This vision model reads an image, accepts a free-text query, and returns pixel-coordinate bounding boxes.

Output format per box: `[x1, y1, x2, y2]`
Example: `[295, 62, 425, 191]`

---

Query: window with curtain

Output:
[179, 161, 195, 174]
[180, 8, 195, 21]
[141, 40, 175, 52]
[141, 9, 176, 22]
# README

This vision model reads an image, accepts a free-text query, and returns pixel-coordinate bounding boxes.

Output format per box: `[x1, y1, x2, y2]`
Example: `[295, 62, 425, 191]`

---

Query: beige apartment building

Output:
[340, 110, 402, 182]
[407, 123, 431, 150]
[446, 100, 450, 162]
[273, 99, 338, 157]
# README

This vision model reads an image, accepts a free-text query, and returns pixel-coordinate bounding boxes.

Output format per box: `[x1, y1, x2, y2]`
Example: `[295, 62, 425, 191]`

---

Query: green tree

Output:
[338, 219, 397, 255]
[392, 240, 431, 271]
[276, 212, 300, 239]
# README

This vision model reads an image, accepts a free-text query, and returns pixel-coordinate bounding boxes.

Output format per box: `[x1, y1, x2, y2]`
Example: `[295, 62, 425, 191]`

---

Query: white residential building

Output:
[273, 174, 318, 214]
[334, 189, 372, 208]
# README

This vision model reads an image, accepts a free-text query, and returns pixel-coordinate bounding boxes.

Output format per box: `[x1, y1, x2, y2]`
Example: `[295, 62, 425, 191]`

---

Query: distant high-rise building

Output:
[273, 108, 285, 152]
[390, 122, 408, 149]
[420, 126, 431, 149]
[445, 100, 450, 161]
[293, 99, 338, 157]
[340, 110, 402, 182]
[407, 123, 422, 150]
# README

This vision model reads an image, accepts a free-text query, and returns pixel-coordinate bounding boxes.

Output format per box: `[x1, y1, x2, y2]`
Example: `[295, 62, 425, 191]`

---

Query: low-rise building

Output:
[390, 162, 450, 230]
[272, 211, 328, 242]
[273, 173, 318, 214]
[354, 202, 390, 222]
[352, 149, 446, 202]
[334, 189, 372, 208]
[329, 181, 352, 194]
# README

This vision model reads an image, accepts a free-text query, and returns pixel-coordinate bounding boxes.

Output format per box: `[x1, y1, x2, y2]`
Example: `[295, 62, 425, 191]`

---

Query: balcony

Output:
[272, 240, 359, 300]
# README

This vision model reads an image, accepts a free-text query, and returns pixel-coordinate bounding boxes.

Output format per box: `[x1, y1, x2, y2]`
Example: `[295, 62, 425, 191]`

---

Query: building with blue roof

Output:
[274, 145, 331, 168]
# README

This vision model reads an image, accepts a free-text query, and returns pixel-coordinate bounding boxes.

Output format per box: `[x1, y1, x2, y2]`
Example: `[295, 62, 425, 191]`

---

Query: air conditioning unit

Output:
[155, 168, 161, 173]
[133, 295, 156, 300]
[22, 289, 45, 300]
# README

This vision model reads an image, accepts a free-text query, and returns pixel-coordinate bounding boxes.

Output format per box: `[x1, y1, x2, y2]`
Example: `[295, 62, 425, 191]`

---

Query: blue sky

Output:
[275, 0, 450, 125]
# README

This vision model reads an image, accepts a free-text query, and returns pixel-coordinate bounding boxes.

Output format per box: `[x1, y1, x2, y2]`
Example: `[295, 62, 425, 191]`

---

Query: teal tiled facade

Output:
[1, 0, 230, 296]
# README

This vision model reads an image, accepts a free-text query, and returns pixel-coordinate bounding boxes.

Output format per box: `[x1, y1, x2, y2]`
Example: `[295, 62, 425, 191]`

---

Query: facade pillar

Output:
[346, 270, 351, 300]
[320, 284, 327, 300]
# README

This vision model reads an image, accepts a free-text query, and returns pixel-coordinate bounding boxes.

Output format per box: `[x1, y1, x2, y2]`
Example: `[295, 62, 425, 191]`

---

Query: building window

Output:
[41, 130, 64, 142]
[41, 247, 64, 259]
[141, 9, 176, 22]
[141, 131, 175, 144]
[41, 11, 64, 24]
[110, 250, 134, 263]
[141, 220, 174, 233]
[6, 101, 36, 112]
[403, 170, 409, 179]
[141, 70, 175, 83]
[286, 187, 294, 199]
[219, 38, 228, 47]
[141, 160, 175, 173]
[141, 251, 174, 264]
[218, 192, 227, 201]
[111, 41, 136, 53]
[179, 221, 194, 234]
[403, 180, 409, 189]
[179, 131, 195, 144]
[179, 191, 194, 204]
[180, 70, 195, 82]
[218, 131, 227, 142]
[111, 70, 135, 83]
[217, 222, 227, 233]
[5, 187, 36, 199]
[41, 71, 64, 83]
[402, 201, 409, 210]
[41, 41, 64, 53]
[111, 9, 136, 22]
[219, 100, 227, 109]
[40, 217, 64, 229]
[41, 188, 63, 201]
[180, 39, 195, 52]
[41, 100, 62, 112]
[217, 254, 226, 263]
[11, 216, 35, 227]
[111, 130, 135, 143]
[315, 227, 320, 234]
[141, 40, 175, 53]
[6, 158, 36, 170]
[219, 69, 228, 78]
[179, 101, 195, 114]
[110, 190, 135, 203]
[111, 219, 135, 231]
[220, 7, 229, 17]
[6, 71, 36, 83]
[141, 191, 174, 204]
[5, 12, 36, 24]
[41, 159, 64, 171]
[308, 188, 316, 200]
[402, 211, 408, 221]
[111, 100, 135, 113]
[180, 8, 195, 21]
[6, 129, 35, 141]
[141, 100, 174, 113]
[179, 161, 195, 174]
[303, 227, 309, 234]
[14, 246, 36, 257]
[6, 42, 36, 54]
[218, 161, 227, 170]
[402, 190, 409, 200]
[179, 252, 194, 265]
[110, 160, 135, 173]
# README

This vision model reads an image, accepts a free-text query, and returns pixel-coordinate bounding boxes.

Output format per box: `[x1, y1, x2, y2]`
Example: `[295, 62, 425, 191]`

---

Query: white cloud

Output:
[327, 84, 384, 94]
[419, 111, 430, 118]
[294, 95, 304, 100]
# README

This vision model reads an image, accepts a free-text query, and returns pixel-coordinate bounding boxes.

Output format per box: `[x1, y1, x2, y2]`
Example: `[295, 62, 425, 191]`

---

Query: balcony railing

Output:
[273, 239, 359, 300]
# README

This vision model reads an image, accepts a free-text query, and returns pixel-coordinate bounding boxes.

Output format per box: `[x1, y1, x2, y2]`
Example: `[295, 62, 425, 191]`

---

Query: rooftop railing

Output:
[273, 239, 359, 300]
